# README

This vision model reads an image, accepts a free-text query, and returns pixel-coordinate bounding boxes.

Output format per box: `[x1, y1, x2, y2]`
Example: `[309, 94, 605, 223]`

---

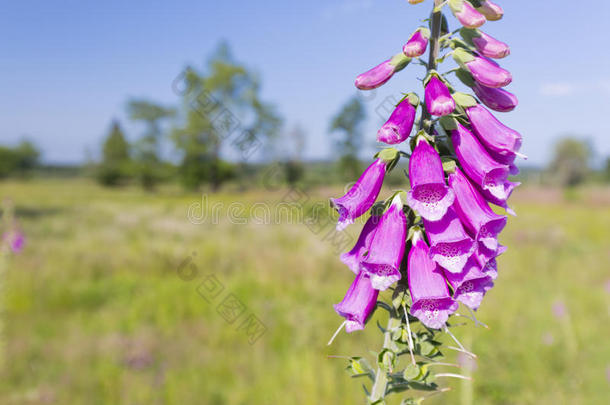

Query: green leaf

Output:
[420, 341, 436, 357]
[378, 349, 396, 371]
[439, 116, 458, 131]
[452, 92, 477, 108]
[442, 158, 457, 174]
[452, 47, 475, 68]
[455, 68, 475, 87]
[403, 363, 422, 381]
[390, 52, 412, 72]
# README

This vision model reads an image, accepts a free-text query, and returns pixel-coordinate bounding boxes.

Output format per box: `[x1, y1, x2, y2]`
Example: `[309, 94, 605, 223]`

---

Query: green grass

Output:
[0, 179, 609, 404]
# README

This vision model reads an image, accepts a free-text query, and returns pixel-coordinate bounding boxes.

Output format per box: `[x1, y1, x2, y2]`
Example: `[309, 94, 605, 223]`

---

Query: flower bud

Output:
[377, 95, 418, 145]
[424, 74, 455, 116]
[331, 159, 387, 231]
[408, 0, 425, 4]
[334, 271, 379, 332]
[355, 53, 411, 90]
[449, 0, 486, 28]
[460, 28, 510, 59]
[466, 104, 522, 165]
[453, 48, 511, 88]
[403, 28, 430, 58]
[472, 81, 518, 112]
[477, 0, 503, 21]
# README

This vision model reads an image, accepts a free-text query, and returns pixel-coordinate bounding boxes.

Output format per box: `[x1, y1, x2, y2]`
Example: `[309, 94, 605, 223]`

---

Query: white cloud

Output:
[539, 82, 575, 96]
[321, 0, 374, 20]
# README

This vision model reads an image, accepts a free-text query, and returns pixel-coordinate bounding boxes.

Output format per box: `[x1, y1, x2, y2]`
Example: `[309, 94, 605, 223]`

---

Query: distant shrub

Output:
[0, 140, 40, 178]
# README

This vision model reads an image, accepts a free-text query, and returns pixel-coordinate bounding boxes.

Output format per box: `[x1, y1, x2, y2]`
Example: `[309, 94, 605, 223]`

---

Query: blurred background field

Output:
[0, 179, 609, 404]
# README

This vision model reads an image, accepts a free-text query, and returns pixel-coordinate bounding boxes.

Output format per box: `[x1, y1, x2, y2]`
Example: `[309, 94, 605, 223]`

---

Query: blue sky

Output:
[1, 0, 609, 166]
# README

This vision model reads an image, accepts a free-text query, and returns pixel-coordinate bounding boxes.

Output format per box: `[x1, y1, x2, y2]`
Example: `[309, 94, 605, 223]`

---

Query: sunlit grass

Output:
[0, 179, 608, 404]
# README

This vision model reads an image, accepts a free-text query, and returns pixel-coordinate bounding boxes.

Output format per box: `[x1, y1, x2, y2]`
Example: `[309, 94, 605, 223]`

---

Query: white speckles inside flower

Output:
[414, 184, 445, 204]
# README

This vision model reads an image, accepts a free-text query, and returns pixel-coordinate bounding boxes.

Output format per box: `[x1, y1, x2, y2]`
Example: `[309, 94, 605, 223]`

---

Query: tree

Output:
[283, 124, 306, 185]
[329, 96, 366, 179]
[548, 136, 592, 187]
[0, 140, 40, 178]
[127, 100, 175, 190]
[97, 120, 131, 186]
[172, 42, 282, 191]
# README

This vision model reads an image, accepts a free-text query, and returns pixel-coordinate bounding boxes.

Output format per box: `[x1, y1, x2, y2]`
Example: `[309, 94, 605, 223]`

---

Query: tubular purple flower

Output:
[466, 104, 523, 165]
[449, 0, 486, 28]
[443, 255, 494, 310]
[448, 168, 507, 251]
[473, 81, 518, 112]
[406, 137, 455, 221]
[334, 271, 379, 333]
[451, 123, 512, 202]
[475, 243, 506, 280]
[377, 95, 417, 145]
[340, 215, 379, 274]
[331, 159, 387, 231]
[425, 74, 455, 117]
[3, 230, 25, 254]
[477, 180, 519, 215]
[403, 28, 429, 58]
[476, 0, 504, 21]
[355, 53, 411, 90]
[361, 195, 407, 291]
[424, 207, 476, 274]
[453, 48, 511, 88]
[408, 230, 459, 329]
[461, 28, 510, 59]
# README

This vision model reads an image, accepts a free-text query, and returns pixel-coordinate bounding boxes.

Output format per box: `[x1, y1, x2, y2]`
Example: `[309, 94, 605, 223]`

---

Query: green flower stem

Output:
[419, 0, 444, 133]
[369, 310, 401, 403]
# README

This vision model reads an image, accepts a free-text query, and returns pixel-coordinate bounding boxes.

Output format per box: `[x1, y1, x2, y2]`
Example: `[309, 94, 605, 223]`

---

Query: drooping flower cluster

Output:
[330, 0, 520, 334]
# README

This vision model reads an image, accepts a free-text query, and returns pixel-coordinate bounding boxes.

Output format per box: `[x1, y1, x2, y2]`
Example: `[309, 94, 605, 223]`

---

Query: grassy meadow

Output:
[0, 179, 609, 404]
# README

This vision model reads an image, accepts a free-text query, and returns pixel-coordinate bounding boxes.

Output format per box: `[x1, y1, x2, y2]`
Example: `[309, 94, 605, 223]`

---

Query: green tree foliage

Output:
[172, 42, 282, 191]
[548, 136, 592, 187]
[603, 157, 610, 183]
[97, 120, 131, 186]
[127, 100, 175, 190]
[329, 96, 366, 179]
[283, 125, 306, 185]
[0, 140, 40, 178]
